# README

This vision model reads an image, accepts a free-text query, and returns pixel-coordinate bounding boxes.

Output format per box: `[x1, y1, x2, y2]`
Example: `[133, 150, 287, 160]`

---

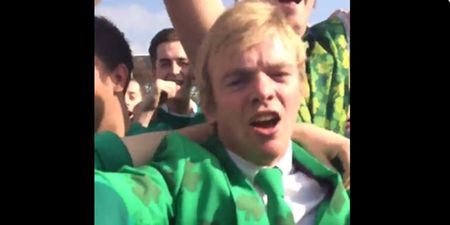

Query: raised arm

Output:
[163, 0, 225, 62]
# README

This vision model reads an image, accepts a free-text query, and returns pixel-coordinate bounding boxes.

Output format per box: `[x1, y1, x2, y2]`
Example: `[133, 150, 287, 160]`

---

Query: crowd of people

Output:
[94, 0, 350, 224]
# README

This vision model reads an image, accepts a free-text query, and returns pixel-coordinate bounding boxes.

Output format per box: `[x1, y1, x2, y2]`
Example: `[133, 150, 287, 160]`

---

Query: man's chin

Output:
[284, 17, 303, 35]
[250, 140, 289, 164]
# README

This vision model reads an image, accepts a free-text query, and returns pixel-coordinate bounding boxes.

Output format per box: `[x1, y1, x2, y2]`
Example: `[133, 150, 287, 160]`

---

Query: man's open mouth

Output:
[249, 112, 281, 128]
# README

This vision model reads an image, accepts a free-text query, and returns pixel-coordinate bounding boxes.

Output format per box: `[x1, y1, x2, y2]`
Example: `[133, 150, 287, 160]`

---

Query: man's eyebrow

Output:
[158, 58, 170, 62]
[264, 62, 292, 70]
[222, 68, 256, 82]
[158, 57, 188, 63]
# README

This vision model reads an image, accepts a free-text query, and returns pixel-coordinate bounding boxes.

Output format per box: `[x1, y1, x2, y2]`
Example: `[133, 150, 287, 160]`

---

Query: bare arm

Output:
[121, 131, 168, 166]
[122, 123, 214, 166]
[163, 0, 225, 62]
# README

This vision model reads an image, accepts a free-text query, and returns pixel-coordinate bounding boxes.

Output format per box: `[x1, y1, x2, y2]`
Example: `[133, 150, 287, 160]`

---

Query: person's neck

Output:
[96, 96, 129, 137]
[225, 141, 292, 180]
[166, 98, 191, 115]
[228, 144, 289, 168]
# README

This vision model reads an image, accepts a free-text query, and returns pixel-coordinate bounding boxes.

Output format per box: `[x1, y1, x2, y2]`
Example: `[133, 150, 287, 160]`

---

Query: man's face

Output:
[268, 0, 315, 36]
[154, 41, 191, 100]
[206, 35, 302, 166]
[125, 80, 143, 113]
[94, 56, 126, 135]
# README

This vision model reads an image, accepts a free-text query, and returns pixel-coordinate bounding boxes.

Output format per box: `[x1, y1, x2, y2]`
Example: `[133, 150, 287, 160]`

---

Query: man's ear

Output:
[111, 63, 129, 93]
[201, 99, 217, 124]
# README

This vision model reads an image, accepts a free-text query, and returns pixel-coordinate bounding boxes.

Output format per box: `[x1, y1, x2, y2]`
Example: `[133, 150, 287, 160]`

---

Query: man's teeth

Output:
[254, 115, 275, 122]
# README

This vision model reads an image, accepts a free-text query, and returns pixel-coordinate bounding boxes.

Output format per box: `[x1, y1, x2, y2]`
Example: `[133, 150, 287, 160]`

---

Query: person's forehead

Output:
[94, 56, 108, 74]
[247, 36, 293, 59]
[94, 55, 103, 66]
[215, 35, 295, 65]
[127, 81, 140, 89]
[156, 41, 187, 58]
[207, 35, 297, 84]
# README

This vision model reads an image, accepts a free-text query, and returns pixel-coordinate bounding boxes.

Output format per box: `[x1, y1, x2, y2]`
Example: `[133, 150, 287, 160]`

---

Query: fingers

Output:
[318, 153, 336, 172]
[141, 79, 178, 111]
[154, 79, 178, 99]
[343, 163, 350, 190]
[339, 142, 350, 190]
[344, 176, 350, 190]
[140, 89, 160, 112]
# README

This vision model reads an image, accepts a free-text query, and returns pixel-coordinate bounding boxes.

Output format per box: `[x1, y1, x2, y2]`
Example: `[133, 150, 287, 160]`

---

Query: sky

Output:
[95, 0, 350, 55]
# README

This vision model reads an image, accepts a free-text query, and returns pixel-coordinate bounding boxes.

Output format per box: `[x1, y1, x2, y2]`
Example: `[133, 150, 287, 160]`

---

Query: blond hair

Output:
[195, 0, 309, 109]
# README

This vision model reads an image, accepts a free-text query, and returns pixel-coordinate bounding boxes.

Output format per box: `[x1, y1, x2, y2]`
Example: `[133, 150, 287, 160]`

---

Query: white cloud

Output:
[95, 4, 172, 55]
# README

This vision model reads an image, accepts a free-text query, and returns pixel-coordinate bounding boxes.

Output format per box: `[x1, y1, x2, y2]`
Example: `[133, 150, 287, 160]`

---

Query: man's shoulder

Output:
[95, 131, 132, 171]
[306, 17, 347, 52]
[153, 131, 221, 165]
[310, 16, 346, 38]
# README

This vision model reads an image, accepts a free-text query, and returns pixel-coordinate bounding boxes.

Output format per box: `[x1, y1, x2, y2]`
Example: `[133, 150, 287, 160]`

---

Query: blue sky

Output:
[95, 0, 349, 55]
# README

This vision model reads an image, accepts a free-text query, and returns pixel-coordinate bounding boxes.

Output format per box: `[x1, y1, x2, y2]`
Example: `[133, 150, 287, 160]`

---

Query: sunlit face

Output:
[125, 80, 143, 113]
[206, 35, 302, 166]
[154, 41, 191, 101]
[94, 56, 127, 136]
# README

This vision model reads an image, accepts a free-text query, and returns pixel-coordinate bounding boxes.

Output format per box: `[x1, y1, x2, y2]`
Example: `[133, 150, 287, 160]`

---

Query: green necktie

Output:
[254, 168, 295, 225]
